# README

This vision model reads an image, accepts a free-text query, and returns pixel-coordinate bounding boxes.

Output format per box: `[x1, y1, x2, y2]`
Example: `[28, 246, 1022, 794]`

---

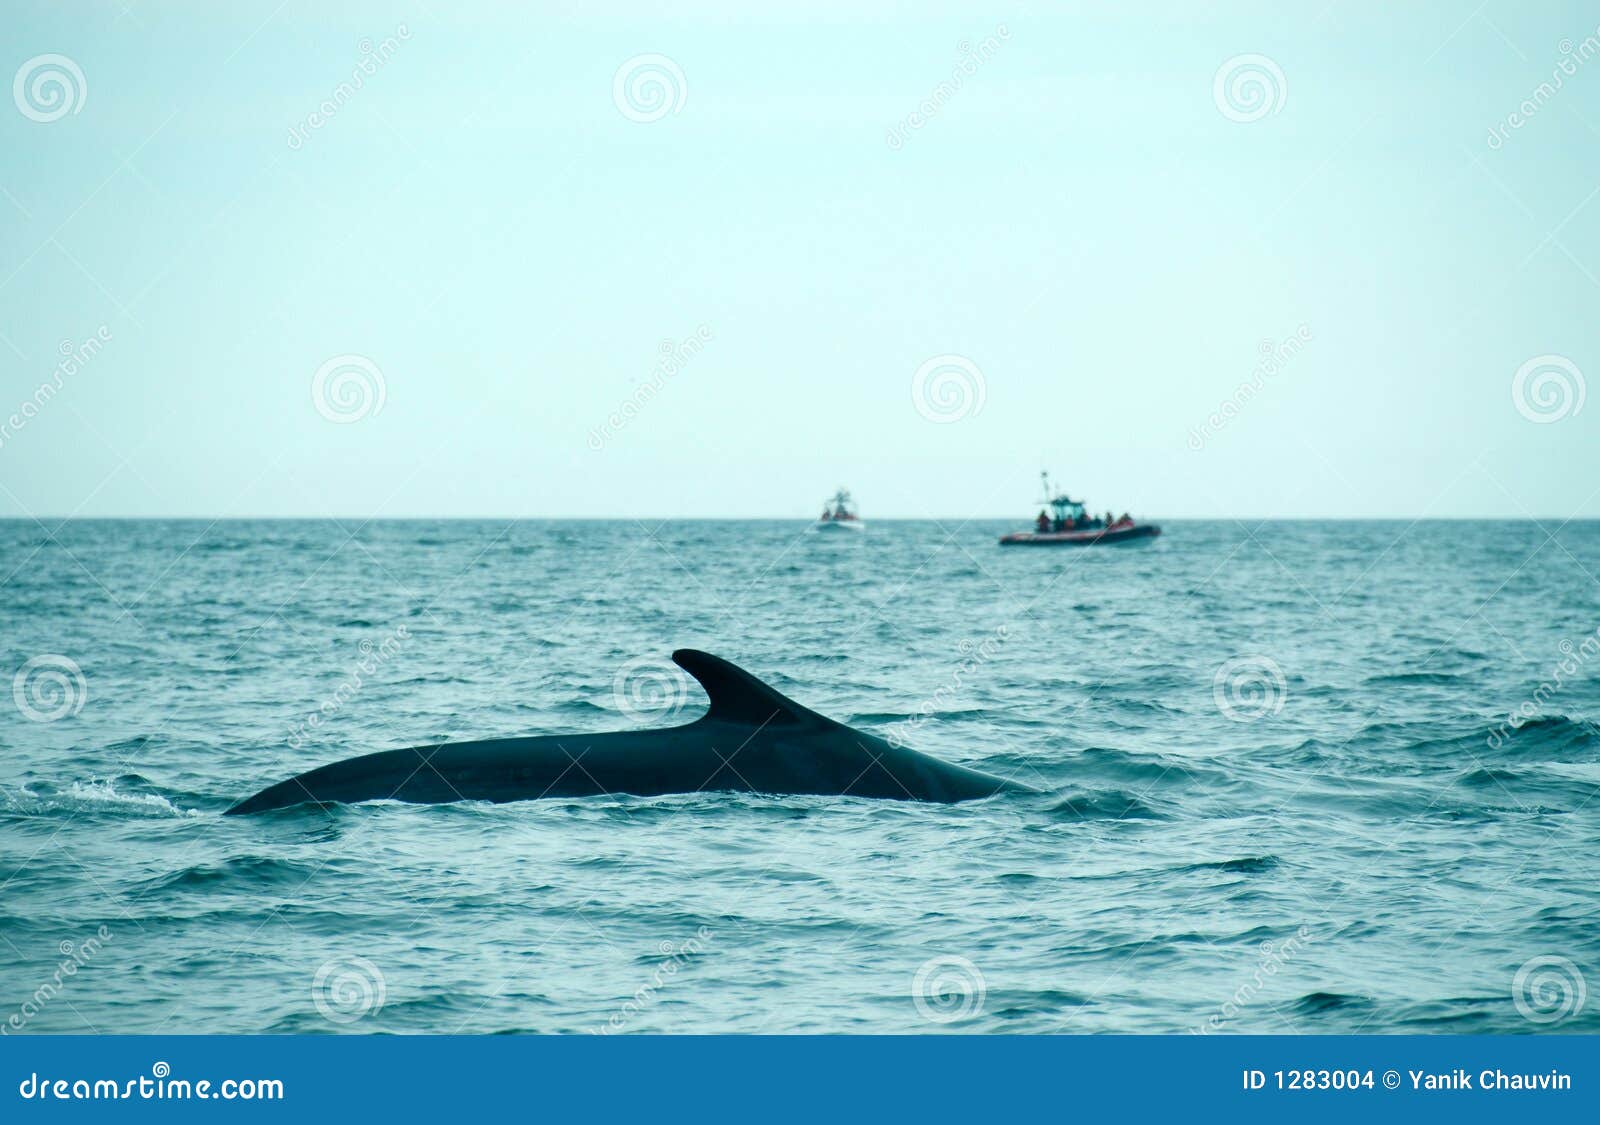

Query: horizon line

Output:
[2, 515, 1596, 523]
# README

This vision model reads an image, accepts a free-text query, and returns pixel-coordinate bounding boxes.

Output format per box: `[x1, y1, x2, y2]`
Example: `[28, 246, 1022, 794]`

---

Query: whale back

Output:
[225, 650, 1024, 812]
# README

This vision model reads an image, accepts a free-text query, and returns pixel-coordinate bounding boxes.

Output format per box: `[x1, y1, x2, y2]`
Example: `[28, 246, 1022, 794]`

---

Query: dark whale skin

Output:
[225, 650, 1025, 814]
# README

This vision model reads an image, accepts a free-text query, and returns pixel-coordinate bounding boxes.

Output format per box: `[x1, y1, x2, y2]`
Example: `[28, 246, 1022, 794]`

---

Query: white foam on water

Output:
[3, 779, 202, 819]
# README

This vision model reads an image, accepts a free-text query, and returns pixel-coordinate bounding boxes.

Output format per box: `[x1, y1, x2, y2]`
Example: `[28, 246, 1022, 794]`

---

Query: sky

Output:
[1, 1, 1598, 519]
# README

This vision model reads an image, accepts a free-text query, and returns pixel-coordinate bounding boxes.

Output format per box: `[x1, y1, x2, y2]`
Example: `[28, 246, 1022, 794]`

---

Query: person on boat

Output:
[1035, 510, 1050, 533]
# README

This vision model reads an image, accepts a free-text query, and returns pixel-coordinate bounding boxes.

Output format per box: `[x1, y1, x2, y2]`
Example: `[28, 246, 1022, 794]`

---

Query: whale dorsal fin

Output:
[672, 650, 823, 727]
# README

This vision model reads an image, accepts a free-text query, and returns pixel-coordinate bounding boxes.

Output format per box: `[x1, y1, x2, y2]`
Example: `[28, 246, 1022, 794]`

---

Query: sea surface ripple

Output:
[2, 518, 1598, 1033]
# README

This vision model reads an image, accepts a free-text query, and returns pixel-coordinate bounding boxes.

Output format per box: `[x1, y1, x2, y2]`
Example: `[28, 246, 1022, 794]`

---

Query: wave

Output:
[848, 710, 921, 725]
[1391, 996, 1507, 1031]
[1284, 715, 1600, 764]
[986, 987, 1097, 1015]
[11, 519, 1600, 1034]
[137, 855, 317, 894]
[1289, 991, 1375, 1016]
[1459, 767, 1519, 787]
[1048, 790, 1165, 821]
[1363, 671, 1463, 686]
[1, 778, 201, 819]
[1173, 855, 1279, 875]
[1103, 698, 1188, 719]
[1484, 715, 1600, 759]
[1070, 747, 1225, 787]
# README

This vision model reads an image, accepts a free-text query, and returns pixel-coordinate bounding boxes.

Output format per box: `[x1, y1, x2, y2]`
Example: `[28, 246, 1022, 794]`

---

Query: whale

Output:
[224, 649, 1025, 814]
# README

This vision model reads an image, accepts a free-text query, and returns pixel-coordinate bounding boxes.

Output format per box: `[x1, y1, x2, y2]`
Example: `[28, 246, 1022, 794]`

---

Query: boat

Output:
[814, 487, 864, 531]
[998, 472, 1160, 546]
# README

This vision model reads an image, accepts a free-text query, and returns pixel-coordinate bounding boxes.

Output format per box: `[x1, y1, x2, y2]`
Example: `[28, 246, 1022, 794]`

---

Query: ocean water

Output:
[2, 518, 1598, 1034]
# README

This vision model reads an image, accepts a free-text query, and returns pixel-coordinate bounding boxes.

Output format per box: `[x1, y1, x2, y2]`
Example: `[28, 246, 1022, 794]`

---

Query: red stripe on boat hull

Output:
[998, 524, 1162, 546]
